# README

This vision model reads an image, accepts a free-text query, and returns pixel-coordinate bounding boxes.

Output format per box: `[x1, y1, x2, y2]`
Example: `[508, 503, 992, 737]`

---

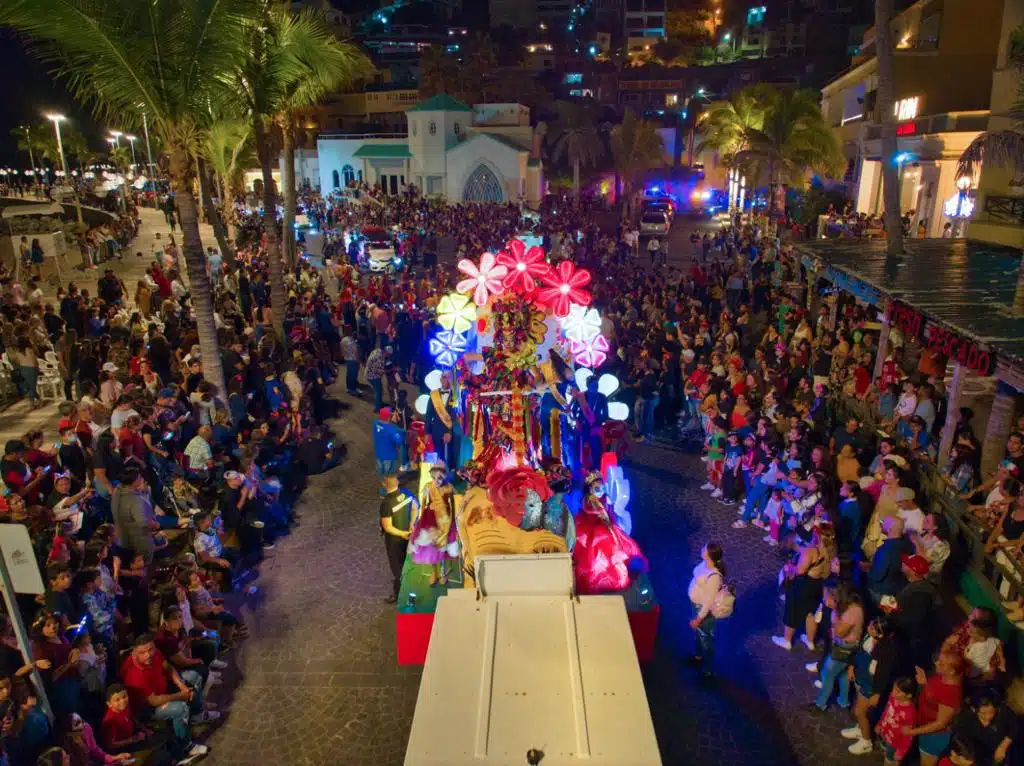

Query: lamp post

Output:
[142, 112, 155, 179]
[46, 113, 83, 224]
[19, 125, 36, 194]
[109, 130, 122, 148]
[125, 134, 138, 171]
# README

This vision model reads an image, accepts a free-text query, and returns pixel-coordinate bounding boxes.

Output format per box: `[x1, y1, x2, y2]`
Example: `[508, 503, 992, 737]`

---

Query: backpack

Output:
[710, 579, 736, 619]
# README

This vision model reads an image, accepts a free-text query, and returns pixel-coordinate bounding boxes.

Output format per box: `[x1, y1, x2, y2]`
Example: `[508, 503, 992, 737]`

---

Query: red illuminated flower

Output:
[536, 260, 592, 318]
[497, 239, 551, 295]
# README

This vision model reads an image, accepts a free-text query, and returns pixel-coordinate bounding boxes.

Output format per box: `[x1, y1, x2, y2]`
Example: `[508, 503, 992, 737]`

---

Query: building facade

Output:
[966, 0, 1024, 247]
[317, 94, 544, 205]
[820, 0, 1005, 237]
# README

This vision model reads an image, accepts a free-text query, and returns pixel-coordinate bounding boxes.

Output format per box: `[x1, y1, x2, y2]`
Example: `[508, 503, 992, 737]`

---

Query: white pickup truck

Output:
[404, 554, 662, 766]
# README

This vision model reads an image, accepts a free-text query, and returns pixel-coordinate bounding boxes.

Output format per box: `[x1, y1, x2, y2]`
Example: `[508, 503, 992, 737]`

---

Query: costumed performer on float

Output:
[573, 471, 647, 594]
[538, 349, 582, 473]
[580, 373, 610, 471]
[409, 461, 460, 585]
[426, 371, 459, 468]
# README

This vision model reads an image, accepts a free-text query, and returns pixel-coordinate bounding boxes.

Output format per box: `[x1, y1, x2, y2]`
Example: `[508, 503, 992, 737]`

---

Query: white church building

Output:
[316, 94, 545, 205]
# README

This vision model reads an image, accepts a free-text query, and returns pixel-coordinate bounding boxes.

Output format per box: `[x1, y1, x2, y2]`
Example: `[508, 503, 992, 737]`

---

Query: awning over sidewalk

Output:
[796, 238, 1024, 368]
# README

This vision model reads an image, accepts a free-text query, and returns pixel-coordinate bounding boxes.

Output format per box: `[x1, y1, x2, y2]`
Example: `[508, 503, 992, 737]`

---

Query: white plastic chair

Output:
[36, 363, 63, 399]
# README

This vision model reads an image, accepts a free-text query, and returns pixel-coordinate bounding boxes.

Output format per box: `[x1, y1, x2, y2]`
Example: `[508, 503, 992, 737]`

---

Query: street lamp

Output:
[45, 113, 68, 175]
[125, 134, 138, 170]
[109, 130, 122, 148]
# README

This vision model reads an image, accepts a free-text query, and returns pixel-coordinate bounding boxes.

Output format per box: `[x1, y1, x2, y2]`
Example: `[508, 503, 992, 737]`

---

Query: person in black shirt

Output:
[294, 427, 340, 476]
[147, 326, 172, 383]
[951, 693, 1016, 766]
[379, 475, 414, 602]
[56, 426, 88, 484]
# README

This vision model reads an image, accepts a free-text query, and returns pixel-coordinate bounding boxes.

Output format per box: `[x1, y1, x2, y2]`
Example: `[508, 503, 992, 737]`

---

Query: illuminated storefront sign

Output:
[894, 96, 920, 121]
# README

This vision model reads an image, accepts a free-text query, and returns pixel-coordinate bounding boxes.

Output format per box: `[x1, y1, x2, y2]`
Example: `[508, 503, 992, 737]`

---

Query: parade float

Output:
[394, 238, 659, 667]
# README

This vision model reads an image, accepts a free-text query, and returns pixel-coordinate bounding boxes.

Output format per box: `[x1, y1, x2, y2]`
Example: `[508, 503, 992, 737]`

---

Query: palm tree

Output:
[277, 25, 370, 269]
[611, 109, 666, 214]
[231, 1, 370, 340]
[0, 0, 253, 398]
[737, 88, 843, 218]
[204, 118, 253, 253]
[695, 88, 766, 159]
[550, 101, 604, 201]
[875, 0, 904, 255]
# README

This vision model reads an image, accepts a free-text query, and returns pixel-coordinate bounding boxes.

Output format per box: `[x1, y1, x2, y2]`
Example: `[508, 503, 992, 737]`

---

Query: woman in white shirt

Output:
[688, 542, 728, 678]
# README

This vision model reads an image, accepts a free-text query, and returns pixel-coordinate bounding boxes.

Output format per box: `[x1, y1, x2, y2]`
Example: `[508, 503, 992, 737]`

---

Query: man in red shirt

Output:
[120, 634, 217, 756]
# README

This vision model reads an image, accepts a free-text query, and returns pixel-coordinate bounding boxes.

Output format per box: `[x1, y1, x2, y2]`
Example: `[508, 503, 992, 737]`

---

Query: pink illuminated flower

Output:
[536, 260, 592, 318]
[570, 333, 609, 368]
[456, 252, 508, 306]
[496, 239, 551, 295]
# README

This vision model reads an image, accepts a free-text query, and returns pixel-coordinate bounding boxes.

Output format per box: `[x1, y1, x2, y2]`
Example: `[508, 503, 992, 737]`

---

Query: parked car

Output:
[639, 211, 671, 236]
[641, 199, 674, 223]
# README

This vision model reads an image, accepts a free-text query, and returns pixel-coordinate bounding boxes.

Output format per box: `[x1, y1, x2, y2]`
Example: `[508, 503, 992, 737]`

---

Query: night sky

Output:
[0, 28, 104, 169]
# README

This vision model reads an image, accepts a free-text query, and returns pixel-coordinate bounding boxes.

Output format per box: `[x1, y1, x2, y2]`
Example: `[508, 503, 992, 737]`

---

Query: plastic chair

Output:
[36, 363, 63, 399]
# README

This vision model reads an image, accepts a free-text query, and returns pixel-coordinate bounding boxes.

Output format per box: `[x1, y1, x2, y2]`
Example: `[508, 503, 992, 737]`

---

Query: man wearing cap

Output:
[373, 408, 404, 479]
[888, 553, 940, 664]
[895, 488, 925, 535]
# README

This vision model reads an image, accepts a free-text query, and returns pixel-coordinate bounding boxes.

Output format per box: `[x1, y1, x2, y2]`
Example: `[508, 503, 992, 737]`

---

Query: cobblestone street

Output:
[199, 380, 875, 766]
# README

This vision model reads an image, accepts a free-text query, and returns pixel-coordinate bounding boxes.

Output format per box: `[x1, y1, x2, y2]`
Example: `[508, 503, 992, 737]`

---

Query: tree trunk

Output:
[875, 0, 905, 256]
[282, 119, 298, 270]
[198, 158, 233, 261]
[253, 118, 288, 342]
[572, 157, 580, 202]
[167, 142, 226, 399]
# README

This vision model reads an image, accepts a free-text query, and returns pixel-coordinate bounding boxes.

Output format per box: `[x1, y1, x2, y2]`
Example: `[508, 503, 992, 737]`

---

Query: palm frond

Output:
[957, 130, 1024, 178]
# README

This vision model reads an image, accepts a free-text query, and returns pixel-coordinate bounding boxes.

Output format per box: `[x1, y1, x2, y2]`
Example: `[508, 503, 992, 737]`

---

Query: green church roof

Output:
[407, 93, 473, 113]
[352, 143, 412, 158]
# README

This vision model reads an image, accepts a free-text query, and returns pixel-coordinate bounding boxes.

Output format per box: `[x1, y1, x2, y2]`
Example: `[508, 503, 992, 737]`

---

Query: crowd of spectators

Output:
[0, 214, 344, 764]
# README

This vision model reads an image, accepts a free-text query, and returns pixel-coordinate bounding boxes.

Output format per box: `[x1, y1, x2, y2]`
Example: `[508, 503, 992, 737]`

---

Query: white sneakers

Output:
[770, 636, 792, 650]
[841, 726, 872, 754]
[210, 659, 228, 670]
[700, 482, 715, 490]
[805, 662, 819, 673]
[801, 635, 816, 651]
[711, 489, 723, 499]
[848, 738, 873, 755]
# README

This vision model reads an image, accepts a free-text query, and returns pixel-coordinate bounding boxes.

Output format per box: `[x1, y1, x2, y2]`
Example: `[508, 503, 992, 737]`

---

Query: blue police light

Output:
[894, 152, 915, 165]
[589, 44, 598, 55]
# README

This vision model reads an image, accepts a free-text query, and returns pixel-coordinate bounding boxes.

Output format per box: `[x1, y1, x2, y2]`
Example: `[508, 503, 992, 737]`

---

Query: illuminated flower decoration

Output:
[560, 303, 602, 344]
[536, 261, 592, 318]
[429, 329, 469, 368]
[456, 252, 508, 306]
[436, 292, 477, 334]
[497, 239, 551, 295]
[570, 333, 609, 369]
